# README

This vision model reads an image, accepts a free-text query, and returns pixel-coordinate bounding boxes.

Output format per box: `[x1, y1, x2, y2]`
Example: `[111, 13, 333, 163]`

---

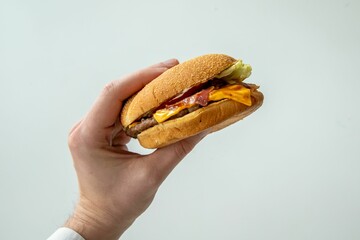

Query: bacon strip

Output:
[166, 87, 213, 110]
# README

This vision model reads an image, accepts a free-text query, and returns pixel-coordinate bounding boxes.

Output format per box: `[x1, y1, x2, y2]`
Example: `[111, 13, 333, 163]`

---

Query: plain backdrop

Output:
[1, 0, 359, 239]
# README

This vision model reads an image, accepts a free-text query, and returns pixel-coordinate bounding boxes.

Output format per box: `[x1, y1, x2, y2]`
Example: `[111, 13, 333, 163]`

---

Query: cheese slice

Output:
[153, 105, 188, 123]
[208, 85, 251, 106]
[153, 85, 252, 123]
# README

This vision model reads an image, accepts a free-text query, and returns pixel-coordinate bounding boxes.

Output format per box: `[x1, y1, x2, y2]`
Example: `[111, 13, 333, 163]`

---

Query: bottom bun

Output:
[137, 91, 264, 149]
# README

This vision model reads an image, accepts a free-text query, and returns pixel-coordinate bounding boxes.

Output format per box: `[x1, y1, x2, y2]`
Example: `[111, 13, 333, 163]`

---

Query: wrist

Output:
[64, 197, 132, 240]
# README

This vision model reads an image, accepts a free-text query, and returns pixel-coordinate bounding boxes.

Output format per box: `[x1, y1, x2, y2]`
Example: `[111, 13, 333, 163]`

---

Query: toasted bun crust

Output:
[121, 54, 236, 127]
[137, 90, 264, 149]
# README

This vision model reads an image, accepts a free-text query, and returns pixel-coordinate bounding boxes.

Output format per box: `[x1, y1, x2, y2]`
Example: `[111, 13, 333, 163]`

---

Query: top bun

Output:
[121, 54, 236, 127]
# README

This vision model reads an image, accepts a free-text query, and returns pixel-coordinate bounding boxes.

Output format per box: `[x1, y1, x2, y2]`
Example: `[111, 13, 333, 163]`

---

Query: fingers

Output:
[86, 59, 179, 130]
[147, 132, 207, 183]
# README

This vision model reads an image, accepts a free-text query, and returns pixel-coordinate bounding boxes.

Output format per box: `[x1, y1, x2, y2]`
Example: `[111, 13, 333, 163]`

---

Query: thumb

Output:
[147, 132, 208, 182]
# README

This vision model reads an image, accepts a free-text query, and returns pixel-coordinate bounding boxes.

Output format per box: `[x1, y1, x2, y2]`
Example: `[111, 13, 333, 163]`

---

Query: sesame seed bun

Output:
[120, 54, 263, 149]
[121, 54, 236, 127]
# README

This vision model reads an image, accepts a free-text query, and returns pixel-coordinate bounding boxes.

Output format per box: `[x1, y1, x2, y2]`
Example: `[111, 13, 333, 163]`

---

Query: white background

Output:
[1, 0, 359, 239]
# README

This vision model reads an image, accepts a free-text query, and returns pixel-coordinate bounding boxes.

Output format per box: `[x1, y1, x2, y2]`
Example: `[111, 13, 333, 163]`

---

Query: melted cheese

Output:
[153, 105, 188, 123]
[208, 85, 252, 106]
[153, 85, 252, 123]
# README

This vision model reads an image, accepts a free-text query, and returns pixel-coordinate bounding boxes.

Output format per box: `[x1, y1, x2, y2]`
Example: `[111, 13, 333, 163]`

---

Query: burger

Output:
[121, 54, 264, 149]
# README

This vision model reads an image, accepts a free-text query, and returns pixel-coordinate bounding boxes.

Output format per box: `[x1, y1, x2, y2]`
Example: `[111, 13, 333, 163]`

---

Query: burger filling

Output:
[125, 60, 258, 138]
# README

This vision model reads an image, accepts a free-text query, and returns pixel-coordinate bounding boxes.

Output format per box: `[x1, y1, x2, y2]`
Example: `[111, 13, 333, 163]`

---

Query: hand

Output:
[65, 59, 207, 240]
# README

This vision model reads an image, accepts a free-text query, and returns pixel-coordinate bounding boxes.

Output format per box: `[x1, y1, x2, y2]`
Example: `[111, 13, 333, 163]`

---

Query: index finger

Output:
[85, 59, 179, 130]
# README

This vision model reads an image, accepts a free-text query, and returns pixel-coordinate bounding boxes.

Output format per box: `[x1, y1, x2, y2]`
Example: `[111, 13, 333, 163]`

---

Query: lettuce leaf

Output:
[215, 60, 252, 82]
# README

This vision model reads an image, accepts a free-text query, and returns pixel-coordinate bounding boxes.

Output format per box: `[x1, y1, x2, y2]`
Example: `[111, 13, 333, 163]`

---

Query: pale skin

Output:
[65, 59, 207, 240]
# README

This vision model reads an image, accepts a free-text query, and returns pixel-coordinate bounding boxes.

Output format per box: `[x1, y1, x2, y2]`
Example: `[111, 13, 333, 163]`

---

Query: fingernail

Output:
[161, 58, 179, 68]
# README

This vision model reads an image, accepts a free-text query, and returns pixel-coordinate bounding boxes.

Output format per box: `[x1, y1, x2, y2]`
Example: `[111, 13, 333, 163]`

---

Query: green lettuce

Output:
[215, 60, 252, 83]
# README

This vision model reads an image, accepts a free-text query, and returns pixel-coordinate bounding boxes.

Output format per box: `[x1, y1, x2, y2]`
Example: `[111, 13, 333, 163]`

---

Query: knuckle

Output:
[138, 166, 162, 188]
[68, 124, 86, 151]
[157, 62, 168, 69]
[102, 82, 116, 95]
[68, 130, 82, 150]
